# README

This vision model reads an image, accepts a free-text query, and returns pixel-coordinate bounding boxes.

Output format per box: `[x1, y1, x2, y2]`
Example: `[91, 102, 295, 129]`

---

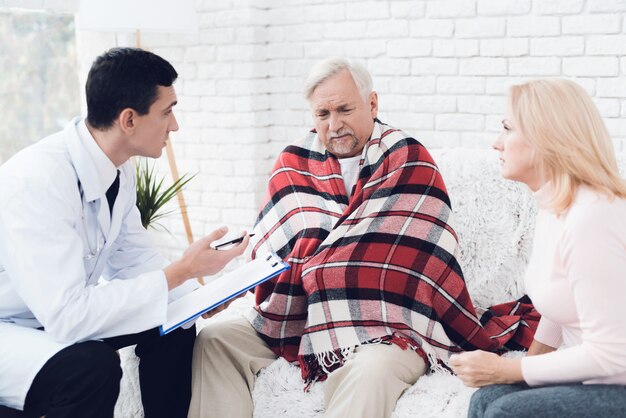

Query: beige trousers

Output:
[187, 316, 427, 418]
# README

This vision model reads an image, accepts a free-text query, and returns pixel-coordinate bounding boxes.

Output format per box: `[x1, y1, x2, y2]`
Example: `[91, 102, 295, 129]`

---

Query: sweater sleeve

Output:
[533, 317, 563, 349]
[521, 199, 626, 386]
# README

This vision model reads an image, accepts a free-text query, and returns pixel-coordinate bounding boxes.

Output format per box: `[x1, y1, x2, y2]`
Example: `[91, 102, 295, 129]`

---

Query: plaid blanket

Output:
[247, 120, 538, 385]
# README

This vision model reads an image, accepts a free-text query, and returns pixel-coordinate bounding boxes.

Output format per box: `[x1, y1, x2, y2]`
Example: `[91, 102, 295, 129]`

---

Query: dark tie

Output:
[105, 170, 120, 217]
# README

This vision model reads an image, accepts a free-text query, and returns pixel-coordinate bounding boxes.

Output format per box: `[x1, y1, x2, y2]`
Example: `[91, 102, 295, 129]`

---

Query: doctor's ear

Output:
[118, 108, 136, 134]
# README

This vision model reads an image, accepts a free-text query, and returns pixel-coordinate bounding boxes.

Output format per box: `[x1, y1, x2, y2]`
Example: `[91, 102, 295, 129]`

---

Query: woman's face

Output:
[492, 103, 543, 191]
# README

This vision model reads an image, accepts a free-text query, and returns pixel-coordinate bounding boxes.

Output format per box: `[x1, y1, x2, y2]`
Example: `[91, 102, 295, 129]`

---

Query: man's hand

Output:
[449, 350, 523, 388]
[164, 227, 250, 290]
[200, 292, 248, 319]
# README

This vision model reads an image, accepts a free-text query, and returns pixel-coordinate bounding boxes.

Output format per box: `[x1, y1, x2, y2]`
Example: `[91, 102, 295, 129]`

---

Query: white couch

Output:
[115, 147, 541, 417]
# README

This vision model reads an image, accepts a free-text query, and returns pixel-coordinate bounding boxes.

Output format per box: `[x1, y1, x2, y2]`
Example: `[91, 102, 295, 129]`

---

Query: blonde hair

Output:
[510, 78, 626, 213]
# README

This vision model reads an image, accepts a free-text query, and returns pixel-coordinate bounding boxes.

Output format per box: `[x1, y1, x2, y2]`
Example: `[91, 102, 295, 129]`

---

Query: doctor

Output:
[0, 47, 249, 418]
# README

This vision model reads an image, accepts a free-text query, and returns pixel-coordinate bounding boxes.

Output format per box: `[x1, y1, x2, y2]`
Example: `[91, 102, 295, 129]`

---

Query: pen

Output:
[214, 234, 255, 249]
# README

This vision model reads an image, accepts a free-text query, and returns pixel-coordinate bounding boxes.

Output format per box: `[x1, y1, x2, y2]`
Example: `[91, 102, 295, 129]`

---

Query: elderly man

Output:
[188, 58, 537, 418]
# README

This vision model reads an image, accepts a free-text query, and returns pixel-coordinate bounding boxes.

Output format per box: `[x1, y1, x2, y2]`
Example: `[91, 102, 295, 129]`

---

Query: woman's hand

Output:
[449, 350, 524, 387]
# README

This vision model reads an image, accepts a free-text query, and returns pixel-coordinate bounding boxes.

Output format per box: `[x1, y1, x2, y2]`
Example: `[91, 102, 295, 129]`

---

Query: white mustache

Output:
[329, 129, 354, 139]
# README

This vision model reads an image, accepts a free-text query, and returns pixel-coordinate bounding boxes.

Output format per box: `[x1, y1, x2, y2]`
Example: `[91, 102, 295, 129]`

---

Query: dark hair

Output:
[85, 47, 178, 130]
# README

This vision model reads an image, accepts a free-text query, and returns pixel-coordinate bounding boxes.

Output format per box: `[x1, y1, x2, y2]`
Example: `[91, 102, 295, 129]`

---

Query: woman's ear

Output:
[118, 108, 135, 134]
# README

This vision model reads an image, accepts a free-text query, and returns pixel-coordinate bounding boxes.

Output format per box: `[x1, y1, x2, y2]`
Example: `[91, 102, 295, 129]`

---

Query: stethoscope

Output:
[78, 182, 102, 260]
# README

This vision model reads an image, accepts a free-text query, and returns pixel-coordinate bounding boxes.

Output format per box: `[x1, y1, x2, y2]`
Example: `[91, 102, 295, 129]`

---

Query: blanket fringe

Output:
[299, 333, 452, 390]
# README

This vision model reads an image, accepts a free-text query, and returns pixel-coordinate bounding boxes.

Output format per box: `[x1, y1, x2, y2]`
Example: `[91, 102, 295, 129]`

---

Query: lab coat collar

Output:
[65, 117, 122, 203]
[65, 117, 130, 243]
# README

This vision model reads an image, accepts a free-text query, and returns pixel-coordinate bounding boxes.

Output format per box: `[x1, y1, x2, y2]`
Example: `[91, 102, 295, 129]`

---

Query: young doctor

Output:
[0, 47, 249, 418]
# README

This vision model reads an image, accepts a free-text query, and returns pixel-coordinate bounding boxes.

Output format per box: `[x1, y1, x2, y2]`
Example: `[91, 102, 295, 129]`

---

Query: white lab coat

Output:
[0, 118, 196, 410]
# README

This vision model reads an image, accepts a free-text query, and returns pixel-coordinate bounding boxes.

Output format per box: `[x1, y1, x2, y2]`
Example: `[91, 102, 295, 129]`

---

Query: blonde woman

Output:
[450, 79, 626, 417]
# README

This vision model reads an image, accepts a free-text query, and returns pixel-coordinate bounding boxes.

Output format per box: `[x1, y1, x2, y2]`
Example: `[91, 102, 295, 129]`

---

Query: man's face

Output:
[129, 85, 179, 158]
[309, 69, 378, 158]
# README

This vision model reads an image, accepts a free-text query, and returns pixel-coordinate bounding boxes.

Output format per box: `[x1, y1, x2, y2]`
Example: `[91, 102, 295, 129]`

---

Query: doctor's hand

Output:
[449, 350, 524, 388]
[164, 226, 250, 290]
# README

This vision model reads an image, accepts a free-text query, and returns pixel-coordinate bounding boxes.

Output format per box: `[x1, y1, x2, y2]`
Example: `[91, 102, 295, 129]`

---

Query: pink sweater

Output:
[521, 185, 626, 386]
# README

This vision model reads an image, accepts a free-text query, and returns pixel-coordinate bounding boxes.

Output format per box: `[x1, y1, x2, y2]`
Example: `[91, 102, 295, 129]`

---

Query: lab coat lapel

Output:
[64, 117, 119, 247]
[65, 118, 100, 202]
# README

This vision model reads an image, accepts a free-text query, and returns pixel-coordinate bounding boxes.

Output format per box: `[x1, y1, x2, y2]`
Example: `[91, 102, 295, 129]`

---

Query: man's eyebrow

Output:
[164, 100, 178, 111]
[314, 101, 353, 112]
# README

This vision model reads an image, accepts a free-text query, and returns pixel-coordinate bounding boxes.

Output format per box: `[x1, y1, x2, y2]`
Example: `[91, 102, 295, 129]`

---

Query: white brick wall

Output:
[76, 0, 626, 258]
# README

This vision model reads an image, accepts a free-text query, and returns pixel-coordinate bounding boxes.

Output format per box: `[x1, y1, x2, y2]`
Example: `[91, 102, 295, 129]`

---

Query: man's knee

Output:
[69, 341, 122, 387]
[196, 318, 254, 349]
[194, 321, 244, 360]
[343, 356, 388, 381]
[27, 341, 122, 414]
[335, 353, 390, 386]
[342, 344, 424, 382]
[196, 323, 227, 346]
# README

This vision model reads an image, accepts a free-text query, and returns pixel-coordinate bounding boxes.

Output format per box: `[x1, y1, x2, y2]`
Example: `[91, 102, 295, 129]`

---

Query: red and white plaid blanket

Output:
[248, 120, 538, 385]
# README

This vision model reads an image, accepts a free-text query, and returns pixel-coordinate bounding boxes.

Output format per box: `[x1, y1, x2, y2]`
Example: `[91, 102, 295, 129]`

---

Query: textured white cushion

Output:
[116, 147, 625, 417]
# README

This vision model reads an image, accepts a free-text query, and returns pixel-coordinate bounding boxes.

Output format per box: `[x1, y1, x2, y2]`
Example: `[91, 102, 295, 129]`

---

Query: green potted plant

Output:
[135, 159, 195, 230]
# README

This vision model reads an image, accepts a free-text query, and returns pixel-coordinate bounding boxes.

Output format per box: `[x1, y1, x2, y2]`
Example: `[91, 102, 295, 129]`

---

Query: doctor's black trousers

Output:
[0, 324, 196, 418]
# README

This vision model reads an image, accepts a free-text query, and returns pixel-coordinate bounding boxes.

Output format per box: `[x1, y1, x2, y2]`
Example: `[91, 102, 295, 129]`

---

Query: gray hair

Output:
[304, 57, 373, 101]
